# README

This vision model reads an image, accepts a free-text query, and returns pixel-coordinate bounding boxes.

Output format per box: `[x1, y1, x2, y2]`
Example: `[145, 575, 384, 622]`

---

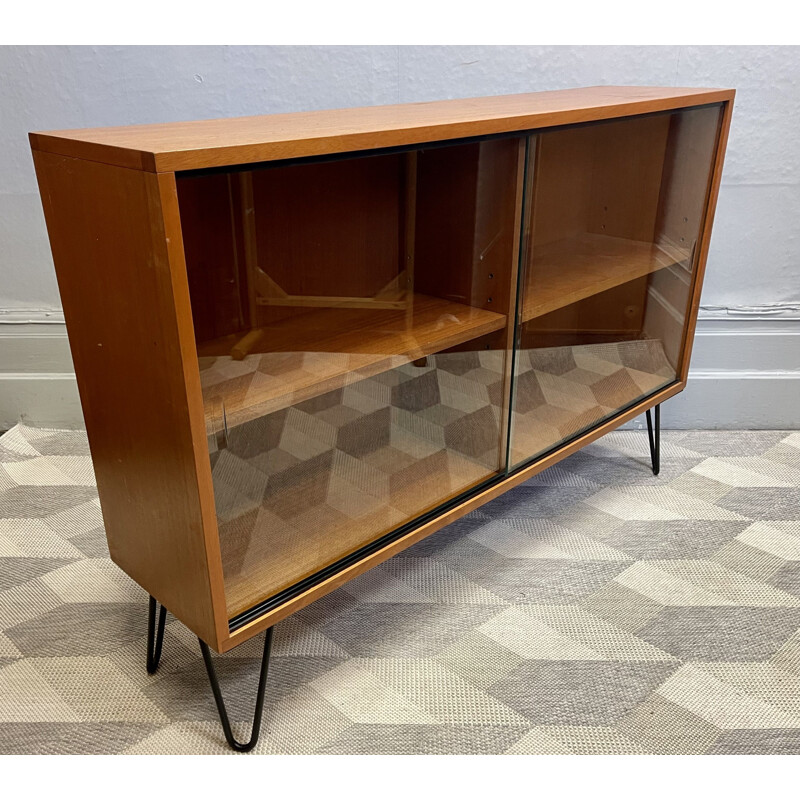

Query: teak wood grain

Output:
[32, 152, 229, 651]
[30, 86, 734, 173]
[249, 155, 403, 300]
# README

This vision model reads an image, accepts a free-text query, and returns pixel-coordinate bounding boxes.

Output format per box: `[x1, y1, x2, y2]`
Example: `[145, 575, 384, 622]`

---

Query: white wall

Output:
[1, 46, 798, 427]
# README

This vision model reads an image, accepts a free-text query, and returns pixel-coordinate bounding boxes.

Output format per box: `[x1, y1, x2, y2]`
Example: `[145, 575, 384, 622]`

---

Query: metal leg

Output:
[147, 595, 167, 674]
[645, 404, 661, 476]
[199, 627, 274, 753]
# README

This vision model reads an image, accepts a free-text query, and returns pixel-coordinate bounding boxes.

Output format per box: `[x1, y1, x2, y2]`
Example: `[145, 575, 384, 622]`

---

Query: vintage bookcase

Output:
[30, 86, 734, 749]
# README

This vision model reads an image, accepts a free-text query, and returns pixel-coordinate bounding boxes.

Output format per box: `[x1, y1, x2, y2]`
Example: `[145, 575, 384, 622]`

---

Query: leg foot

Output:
[147, 595, 167, 674]
[199, 627, 274, 752]
[645, 404, 661, 476]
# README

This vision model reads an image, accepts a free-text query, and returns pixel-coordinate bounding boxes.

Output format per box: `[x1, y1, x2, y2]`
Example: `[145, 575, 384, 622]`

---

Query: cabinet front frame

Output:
[169, 97, 733, 653]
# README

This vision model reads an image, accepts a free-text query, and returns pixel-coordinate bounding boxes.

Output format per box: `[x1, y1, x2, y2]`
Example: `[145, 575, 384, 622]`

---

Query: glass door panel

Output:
[177, 136, 524, 618]
[510, 105, 722, 467]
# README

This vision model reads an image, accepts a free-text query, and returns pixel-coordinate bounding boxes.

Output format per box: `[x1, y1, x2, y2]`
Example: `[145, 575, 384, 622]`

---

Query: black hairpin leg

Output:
[645, 404, 661, 476]
[199, 627, 274, 753]
[147, 595, 167, 674]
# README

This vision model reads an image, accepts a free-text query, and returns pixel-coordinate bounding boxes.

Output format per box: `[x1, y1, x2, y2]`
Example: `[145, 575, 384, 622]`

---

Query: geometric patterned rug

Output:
[207, 339, 674, 615]
[1, 423, 799, 754]
[510, 338, 674, 464]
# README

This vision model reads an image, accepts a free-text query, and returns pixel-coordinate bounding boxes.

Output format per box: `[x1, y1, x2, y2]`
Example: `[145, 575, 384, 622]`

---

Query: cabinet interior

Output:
[510, 106, 722, 466]
[177, 138, 521, 616]
[174, 105, 722, 619]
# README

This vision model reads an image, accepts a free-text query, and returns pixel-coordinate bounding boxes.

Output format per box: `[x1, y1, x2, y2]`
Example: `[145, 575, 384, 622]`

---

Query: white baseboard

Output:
[1, 312, 798, 431]
[655, 369, 799, 429]
[0, 311, 84, 430]
[0, 373, 83, 430]
[626, 317, 800, 430]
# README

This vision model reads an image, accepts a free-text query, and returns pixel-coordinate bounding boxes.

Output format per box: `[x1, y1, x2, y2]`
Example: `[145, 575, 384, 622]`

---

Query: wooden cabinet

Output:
[30, 86, 733, 659]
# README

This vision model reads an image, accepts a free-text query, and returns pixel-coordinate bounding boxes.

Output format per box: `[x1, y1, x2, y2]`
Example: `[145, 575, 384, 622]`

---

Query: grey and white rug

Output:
[1, 423, 799, 754]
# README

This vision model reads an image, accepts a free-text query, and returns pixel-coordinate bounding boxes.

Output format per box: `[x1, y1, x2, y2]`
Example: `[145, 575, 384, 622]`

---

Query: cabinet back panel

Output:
[250, 156, 402, 299]
[415, 137, 521, 315]
[520, 278, 649, 341]
[528, 127, 594, 248]
[655, 107, 724, 258]
[177, 173, 249, 342]
[586, 114, 671, 242]
[414, 144, 480, 304]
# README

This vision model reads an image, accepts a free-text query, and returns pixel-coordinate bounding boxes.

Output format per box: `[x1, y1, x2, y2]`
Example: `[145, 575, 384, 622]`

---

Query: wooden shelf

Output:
[521, 233, 689, 321]
[198, 293, 506, 430]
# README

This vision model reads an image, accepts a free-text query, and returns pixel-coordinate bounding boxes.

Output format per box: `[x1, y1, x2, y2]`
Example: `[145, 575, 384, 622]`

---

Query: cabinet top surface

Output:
[30, 85, 734, 174]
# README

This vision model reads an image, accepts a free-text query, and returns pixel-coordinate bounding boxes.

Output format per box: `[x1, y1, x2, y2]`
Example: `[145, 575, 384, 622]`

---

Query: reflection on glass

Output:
[510, 105, 722, 467]
[178, 137, 523, 617]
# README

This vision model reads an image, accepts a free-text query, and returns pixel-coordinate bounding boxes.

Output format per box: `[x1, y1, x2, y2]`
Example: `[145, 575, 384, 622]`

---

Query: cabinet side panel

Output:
[32, 150, 225, 649]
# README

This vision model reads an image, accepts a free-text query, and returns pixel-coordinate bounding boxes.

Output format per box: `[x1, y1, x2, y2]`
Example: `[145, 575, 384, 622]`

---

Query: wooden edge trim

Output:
[156, 172, 230, 650]
[30, 91, 735, 174]
[154, 94, 737, 173]
[29, 132, 157, 172]
[218, 380, 685, 652]
[678, 97, 735, 382]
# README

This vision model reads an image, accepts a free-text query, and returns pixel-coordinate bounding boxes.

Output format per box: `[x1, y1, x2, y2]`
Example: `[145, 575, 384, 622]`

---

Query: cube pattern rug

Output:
[207, 340, 674, 614]
[1, 423, 800, 754]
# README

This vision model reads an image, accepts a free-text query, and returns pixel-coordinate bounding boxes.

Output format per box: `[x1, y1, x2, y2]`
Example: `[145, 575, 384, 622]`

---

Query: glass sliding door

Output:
[175, 105, 723, 618]
[177, 136, 525, 618]
[510, 105, 722, 467]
